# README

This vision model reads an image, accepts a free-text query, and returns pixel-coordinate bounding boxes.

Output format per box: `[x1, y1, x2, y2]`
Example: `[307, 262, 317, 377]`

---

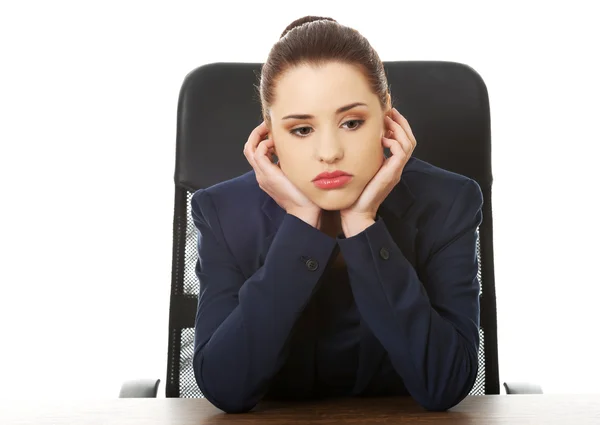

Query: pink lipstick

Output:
[312, 170, 353, 189]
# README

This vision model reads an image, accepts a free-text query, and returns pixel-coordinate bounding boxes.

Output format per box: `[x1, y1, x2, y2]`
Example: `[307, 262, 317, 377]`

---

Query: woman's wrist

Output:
[341, 216, 376, 238]
[287, 208, 321, 229]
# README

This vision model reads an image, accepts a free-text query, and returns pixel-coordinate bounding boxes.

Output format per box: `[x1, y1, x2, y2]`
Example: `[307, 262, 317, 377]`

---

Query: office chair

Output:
[119, 61, 542, 398]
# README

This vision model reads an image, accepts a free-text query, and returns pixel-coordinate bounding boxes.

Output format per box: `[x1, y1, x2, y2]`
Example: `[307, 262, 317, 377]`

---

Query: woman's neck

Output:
[320, 209, 346, 268]
[320, 209, 343, 238]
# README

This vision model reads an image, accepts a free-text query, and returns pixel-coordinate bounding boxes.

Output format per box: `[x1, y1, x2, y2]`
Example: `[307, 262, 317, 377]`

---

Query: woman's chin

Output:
[312, 192, 358, 212]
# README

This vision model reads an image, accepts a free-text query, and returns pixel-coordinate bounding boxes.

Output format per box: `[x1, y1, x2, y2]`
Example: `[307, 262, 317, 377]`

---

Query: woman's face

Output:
[268, 62, 389, 211]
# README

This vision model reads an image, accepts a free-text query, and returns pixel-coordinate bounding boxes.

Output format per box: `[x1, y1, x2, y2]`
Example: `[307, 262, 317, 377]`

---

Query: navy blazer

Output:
[191, 156, 484, 413]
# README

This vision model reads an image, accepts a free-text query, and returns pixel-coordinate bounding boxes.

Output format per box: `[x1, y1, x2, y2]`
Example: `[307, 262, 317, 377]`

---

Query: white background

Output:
[1, 0, 598, 399]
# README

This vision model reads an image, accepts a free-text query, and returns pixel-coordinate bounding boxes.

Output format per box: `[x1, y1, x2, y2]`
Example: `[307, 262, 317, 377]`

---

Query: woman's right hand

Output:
[243, 121, 322, 228]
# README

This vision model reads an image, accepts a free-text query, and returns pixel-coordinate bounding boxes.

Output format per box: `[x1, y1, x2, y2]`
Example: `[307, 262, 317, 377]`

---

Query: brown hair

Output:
[258, 16, 392, 126]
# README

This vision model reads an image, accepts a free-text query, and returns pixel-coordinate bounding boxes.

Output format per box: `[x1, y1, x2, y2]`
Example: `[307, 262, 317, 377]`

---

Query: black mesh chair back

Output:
[169, 61, 498, 398]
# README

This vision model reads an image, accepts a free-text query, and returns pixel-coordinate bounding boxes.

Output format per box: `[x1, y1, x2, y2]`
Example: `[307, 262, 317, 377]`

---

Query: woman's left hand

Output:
[340, 107, 417, 237]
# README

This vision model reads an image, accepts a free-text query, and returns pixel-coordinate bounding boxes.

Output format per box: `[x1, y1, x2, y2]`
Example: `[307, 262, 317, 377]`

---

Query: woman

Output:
[191, 16, 483, 414]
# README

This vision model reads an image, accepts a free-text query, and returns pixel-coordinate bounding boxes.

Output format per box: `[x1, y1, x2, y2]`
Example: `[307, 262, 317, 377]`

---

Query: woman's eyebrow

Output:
[282, 102, 367, 120]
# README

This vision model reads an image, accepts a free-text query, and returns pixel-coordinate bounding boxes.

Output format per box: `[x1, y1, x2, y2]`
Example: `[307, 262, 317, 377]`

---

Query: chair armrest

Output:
[503, 381, 544, 394]
[119, 378, 161, 398]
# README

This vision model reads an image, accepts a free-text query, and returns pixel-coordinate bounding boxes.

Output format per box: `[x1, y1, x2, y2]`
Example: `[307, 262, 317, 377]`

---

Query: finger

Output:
[244, 121, 270, 167]
[391, 108, 417, 147]
[245, 121, 269, 154]
[375, 137, 404, 184]
[244, 145, 257, 170]
[385, 135, 412, 165]
[382, 136, 405, 162]
[266, 144, 278, 164]
[385, 115, 412, 155]
[254, 138, 277, 174]
[244, 138, 258, 169]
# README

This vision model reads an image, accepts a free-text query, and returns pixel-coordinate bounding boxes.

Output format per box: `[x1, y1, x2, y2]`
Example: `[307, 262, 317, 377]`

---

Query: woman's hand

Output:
[339, 108, 417, 237]
[243, 121, 322, 228]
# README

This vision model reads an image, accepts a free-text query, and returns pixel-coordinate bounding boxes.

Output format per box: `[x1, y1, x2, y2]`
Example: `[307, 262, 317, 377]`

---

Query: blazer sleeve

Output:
[190, 189, 337, 413]
[337, 178, 483, 411]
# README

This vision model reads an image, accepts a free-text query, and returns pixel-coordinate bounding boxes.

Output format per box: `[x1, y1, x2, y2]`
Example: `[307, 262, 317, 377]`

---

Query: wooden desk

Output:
[2, 395, 600, 424]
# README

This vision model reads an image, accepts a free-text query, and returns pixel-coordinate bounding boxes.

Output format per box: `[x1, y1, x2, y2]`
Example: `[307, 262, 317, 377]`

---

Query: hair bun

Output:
[279, 16, 337, 39]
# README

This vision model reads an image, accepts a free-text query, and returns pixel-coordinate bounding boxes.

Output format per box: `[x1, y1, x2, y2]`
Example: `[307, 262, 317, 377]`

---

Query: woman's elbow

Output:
[418, 357, 478, 411]
[417, 384, 471, 411]
[193, 351, 259, 413]
[420, 396, 462, 412]
[204, 393, 258, 414]
[428, 377, 476, 410]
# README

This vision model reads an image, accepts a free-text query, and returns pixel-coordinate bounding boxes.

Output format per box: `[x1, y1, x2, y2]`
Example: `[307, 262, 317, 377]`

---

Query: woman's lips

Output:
[312, 175, 353, 189]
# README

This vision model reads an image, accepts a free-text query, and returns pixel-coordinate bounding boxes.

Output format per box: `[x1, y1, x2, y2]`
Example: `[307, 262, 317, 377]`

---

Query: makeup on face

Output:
[312, 170, 353, 189]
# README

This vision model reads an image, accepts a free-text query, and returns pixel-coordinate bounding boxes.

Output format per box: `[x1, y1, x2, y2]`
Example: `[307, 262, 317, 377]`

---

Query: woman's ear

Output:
[265, 130, 279, 164]
[384, 92, 392, 117]
[382, 95, 393, 140]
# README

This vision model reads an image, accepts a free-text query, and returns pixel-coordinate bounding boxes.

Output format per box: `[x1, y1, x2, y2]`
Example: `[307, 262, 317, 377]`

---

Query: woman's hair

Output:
[258, 16, 391, 125]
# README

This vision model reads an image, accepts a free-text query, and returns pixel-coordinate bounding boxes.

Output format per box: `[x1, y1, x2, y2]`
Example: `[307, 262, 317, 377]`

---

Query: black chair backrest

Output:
[168, 61, 498, 398]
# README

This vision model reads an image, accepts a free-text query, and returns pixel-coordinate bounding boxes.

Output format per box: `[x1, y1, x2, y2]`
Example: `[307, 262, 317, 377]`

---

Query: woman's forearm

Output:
[337, 180, 483, 411]
[194, 213, 338, 413]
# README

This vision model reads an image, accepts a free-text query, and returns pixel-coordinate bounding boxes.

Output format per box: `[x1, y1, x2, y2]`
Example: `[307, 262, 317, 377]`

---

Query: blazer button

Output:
[379, 247, 390, 260]
[305, 258, 319, 271]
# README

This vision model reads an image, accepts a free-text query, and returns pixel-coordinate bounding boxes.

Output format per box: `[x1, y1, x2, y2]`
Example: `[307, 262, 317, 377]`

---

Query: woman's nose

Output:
[315, 137, 344, 163]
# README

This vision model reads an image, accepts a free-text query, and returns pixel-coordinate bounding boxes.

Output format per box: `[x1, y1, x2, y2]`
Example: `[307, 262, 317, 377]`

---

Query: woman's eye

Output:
[290, 126, 313, 137]
[343, 119, 364, 130]
[290, 120, 365, 138]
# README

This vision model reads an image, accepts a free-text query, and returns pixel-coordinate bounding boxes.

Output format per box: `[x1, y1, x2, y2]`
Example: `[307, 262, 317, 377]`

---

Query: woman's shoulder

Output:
[191, 170, 261, 208]
[402, 156, 483, 205]
[190, 170, 270, 275]
[190, 170, 265, 231]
